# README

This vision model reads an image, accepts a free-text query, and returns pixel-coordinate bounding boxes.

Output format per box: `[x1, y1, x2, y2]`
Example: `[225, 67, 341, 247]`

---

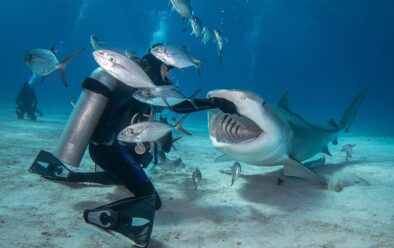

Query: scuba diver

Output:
[16, 82, 43, 121]
[28, 44, 237, 247]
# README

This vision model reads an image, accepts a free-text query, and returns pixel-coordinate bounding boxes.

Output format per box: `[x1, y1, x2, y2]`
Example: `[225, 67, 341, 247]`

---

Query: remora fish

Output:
[24, 48, 83, 87]
[192, 168, 202, 190]
[132, 88, 201, 109]
[149, 44, 204, 76]
[190, 16, 202, 38]
[207, 88, 368, 185]
[117, 114, 191, 143]
[201, 27, 210, 44]
[231, 162, 241, 186]
[170, 0, 193, 19]
[93, 49, 174, 107]
[213, 29, 225, 64]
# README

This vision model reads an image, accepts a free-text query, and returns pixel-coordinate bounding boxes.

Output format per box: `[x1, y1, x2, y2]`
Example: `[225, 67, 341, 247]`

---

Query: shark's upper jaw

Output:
[209, 111, 264, 144]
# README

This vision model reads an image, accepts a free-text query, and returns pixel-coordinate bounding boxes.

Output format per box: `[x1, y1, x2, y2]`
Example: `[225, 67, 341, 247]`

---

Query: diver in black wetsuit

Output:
[29, 46, 236, 247]
[16, 82, 43, 121]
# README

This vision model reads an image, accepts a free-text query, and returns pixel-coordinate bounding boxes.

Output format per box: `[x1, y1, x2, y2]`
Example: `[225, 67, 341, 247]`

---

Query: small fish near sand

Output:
[192, 168, 202, 190]
[149, 43, 204, 77]
[341, 144, 356, 161]
[24, 48, 83, 87]
[117, 114, 191, 143]
[231, 162, 241, 186]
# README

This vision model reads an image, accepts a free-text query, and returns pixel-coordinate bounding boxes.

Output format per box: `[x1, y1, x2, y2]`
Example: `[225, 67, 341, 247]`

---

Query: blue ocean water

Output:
[0, 0, 393, 134]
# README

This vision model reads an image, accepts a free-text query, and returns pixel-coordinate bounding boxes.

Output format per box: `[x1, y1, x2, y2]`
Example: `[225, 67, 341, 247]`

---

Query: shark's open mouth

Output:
[209, 112, 264, 144]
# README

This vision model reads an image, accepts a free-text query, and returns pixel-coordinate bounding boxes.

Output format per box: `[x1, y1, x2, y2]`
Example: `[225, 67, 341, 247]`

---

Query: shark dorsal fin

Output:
[328, 118, 339, 129]
[278, 90, 290, 110]
[322, 146, 332, 156]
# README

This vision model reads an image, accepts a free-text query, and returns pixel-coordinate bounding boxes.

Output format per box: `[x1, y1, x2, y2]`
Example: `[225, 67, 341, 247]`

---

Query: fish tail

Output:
[59, 48, 84, 87]
[175, 114, 191, 136]
[194, 59, 205, 78]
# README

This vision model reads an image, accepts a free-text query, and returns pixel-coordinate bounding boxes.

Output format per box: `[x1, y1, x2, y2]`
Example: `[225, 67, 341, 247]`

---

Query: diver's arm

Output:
[172, 97, 238, 114]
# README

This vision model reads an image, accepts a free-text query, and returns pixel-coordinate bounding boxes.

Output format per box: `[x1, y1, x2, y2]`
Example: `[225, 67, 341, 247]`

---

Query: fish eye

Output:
[109, 57, 114, 62]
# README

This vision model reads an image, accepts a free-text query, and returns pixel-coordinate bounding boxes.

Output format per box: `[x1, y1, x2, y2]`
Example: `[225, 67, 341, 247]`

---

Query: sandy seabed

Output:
[0, 106, 393, 248]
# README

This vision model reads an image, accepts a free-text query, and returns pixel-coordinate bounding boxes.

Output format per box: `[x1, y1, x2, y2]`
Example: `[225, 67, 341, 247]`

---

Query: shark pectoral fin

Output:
[284, 160, 326, 185]
[214, 154, 233, 162]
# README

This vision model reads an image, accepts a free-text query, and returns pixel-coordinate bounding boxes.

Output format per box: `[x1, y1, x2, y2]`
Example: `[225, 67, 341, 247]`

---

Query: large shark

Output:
[207, 89, 367, 185]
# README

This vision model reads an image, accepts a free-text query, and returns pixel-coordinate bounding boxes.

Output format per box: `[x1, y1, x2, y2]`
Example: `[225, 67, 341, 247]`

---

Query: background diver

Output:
[16, 82, 43, 121]
[29, 45, 237, 247]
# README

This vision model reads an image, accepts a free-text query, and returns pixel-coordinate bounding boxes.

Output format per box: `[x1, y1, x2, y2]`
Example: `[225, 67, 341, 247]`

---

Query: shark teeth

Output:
[209, 113, 263, 144]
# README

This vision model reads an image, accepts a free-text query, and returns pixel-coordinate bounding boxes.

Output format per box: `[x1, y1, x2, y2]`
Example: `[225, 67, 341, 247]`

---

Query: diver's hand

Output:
[211, 97, 238, 115]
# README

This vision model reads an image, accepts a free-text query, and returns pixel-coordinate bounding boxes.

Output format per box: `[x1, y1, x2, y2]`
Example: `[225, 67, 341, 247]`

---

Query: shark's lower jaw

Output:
[209, 112, 264, 144]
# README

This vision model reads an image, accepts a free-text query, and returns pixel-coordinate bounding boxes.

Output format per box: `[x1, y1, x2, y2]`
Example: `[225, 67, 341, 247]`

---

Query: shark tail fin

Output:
[338, 88, 368, 132]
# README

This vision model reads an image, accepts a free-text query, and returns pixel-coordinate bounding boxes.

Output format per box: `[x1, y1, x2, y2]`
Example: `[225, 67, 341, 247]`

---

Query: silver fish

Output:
[192, 168, 202, 190]
[90, 35, 106, 50]
[93, 49, 172, 89]
[149, 44, 204, 76]
[201, 27, 210, 44]
[117, 114, 191, 143]
[190, 16, 202, 38]
[213, 29, 225, 64]
[24, 48, 83, 87]
[231, 162, 241, 186]
[170, 0, 193, 19]
[132, 88, 201, 109]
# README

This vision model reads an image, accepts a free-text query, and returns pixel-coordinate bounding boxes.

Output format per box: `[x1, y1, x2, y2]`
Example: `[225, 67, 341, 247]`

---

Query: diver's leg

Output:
[89, 143, 160, 203]
[16, 108, 23, 119]
[28, 150, 121, 185]
[27, 109, 37, 121]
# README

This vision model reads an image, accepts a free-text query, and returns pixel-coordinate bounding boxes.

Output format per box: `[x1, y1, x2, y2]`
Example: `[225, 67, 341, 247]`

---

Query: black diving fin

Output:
[84, 194, 156, 248]
[28, 150, 73, 181]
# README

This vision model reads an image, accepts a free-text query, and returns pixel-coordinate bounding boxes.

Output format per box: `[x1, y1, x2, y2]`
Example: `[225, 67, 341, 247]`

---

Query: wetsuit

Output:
[16, 83, 43, 121]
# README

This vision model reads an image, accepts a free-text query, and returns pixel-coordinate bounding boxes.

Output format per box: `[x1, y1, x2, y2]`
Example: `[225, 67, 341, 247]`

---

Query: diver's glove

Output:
[211, 97, 238, 115]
